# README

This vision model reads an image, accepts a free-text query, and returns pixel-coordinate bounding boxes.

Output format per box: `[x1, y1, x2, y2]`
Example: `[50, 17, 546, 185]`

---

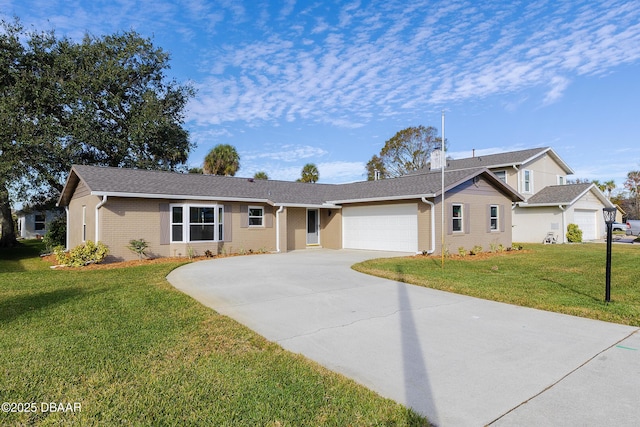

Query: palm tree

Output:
[298, 163, 319, 183]
[203, 144, 240, 176]
[253, 171, 269, 180]
[604, 180, 616, 199]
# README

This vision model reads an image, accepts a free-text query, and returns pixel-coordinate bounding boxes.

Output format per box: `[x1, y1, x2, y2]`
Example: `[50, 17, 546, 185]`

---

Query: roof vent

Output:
[248, 178, 254, 183]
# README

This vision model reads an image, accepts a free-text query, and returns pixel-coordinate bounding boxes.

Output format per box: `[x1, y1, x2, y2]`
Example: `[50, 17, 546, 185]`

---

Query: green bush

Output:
[42, 215, 66, 253]
[566, 223, 583, 243]
[54, 240, 109, 266]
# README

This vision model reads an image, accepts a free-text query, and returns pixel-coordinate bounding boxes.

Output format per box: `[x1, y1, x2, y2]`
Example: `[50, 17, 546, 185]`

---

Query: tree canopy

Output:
[203, 144, 240, 176]
[253, 171, 269, 180]
[0, 20, 194, 246]
[297, 163, 319, 183]
[365, 125, 444, 180]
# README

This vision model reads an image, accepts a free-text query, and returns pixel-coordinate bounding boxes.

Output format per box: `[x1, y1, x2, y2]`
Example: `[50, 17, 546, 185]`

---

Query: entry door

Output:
[307, 209, 319, 245]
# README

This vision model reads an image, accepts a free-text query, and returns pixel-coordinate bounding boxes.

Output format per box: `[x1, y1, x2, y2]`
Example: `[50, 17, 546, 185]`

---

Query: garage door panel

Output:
[574, 210, 597, 240]
[343, 204, 418, 252]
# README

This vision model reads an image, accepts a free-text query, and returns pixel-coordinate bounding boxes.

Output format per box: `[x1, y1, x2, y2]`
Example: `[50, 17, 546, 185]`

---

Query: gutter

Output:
[421, 197, 436, 255]
[95, 195, 108, 243]
[65, 206, 70, 249]
[275, 205, 285, 252]
[559, 204, 566, 243]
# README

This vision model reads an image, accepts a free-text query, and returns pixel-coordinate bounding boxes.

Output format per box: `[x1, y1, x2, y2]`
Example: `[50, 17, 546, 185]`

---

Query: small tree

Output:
[42, 215, 66, 253]
[128, 239, 148, 260]
[566, 224, 583, 243]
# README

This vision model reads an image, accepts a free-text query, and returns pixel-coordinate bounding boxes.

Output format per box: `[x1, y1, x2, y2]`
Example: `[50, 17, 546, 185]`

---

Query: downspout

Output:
[421, 197, 436, 254]
[559, 205, 566, 243]
[275, 205, 285, 252]
[95, 195, 108, 243]
[65, 207, 70, 249]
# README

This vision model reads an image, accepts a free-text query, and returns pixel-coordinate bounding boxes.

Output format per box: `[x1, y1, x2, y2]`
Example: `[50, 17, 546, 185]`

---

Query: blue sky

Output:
[3, 0, 640, 193]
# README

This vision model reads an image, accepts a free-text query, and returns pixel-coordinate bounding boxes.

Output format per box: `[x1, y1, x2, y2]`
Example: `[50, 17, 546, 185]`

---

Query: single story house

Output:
[57, 164, 524, 261]
[16, 208, 64, 239]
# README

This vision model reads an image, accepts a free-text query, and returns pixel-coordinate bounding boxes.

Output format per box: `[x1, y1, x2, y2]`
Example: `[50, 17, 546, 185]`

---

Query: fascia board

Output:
[91, 191, 275, 206]
[327, 194, 436, 205]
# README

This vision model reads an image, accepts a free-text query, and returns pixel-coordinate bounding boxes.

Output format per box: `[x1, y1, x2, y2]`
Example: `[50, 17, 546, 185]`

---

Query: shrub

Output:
[55, 240, 109, 266]
[128, 239, 148, 260]
[458, 246, 467, 257]
[566, 223, 583, 243]
[42, 216, 66, 253]
[470, 245, 483, 255]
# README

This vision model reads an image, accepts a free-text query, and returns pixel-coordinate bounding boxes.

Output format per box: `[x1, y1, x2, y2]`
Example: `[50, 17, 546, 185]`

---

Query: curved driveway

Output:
[167, 249, 640, 426]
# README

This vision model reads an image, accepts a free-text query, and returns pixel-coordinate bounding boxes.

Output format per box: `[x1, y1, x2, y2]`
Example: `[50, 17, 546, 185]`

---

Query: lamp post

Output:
[603, 207, 616, 303]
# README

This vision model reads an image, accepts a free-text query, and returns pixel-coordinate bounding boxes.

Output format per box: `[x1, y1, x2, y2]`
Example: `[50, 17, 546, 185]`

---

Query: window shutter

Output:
[500, 205, 505, 232]
[265, 206, 273, 228]
[447, 203, 453, 235]
[464, 203, 471, 234]
[224, 205, 232, 242]
[240, 205, 248, 228]
[159, 204, 170, 245]
[486, 205, 492, 233]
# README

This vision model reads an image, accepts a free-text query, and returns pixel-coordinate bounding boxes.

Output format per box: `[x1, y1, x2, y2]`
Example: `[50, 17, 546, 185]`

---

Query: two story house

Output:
[434, 147, 615, 243]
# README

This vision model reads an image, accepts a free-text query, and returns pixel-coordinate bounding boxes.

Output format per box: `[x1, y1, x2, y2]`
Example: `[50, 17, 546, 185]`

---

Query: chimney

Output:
[472, 149, 475, 158]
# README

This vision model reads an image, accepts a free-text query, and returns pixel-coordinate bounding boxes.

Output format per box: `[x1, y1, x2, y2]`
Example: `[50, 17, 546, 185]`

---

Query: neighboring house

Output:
[421, 147, 615, 242]
[16, 208, 64, 239]
[57, 164, 523, 261]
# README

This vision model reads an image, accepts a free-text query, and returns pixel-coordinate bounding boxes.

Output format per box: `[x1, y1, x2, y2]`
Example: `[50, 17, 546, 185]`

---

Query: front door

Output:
[307, 209, 319, 245]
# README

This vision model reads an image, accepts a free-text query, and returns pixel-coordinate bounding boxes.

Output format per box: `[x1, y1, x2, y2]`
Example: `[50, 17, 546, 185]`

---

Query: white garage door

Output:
[574, 209, 597, 240]
[342, 204, 418, 252]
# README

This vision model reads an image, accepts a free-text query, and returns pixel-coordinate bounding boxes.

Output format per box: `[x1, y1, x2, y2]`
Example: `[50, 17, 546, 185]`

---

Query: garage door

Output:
[574, 209, 597, 240]
[342, 204, 418, 252]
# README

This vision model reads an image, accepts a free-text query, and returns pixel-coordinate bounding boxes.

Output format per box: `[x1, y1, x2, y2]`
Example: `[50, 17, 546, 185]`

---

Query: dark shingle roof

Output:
[411, 147, 574, 175]
[524, 183, 595, 205]
[58, 164, 524, 207]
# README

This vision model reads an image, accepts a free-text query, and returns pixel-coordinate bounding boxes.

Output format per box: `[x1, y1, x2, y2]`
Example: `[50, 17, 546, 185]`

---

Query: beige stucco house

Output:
[426, 147, 616, 243]
[57, 164, 523, 261]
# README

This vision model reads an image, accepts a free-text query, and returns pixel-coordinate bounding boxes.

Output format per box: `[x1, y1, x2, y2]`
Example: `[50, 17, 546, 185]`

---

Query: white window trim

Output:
[248, 205, 264, 228]
[557, 175, 565, 185]
[452, 203, 463, 233]
[490, 205, 499, 231]
[82, 206, 87, 242]
[34, 212, 46, 231]
[170, 203, 223, 243]
[522, 169, 533, 193]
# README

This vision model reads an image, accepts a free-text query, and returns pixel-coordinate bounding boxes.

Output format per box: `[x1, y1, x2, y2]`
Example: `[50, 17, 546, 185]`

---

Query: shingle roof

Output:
[524, 183, 600, 205]
[412, 146, 574, 175]
[58, 164, 524, 207]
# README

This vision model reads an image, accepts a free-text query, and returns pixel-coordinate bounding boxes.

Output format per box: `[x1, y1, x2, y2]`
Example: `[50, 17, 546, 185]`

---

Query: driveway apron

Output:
[167, 249, 640, 426]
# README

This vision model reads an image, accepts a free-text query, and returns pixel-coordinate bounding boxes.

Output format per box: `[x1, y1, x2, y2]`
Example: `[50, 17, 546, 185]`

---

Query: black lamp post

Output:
[603, 207, 617, 303]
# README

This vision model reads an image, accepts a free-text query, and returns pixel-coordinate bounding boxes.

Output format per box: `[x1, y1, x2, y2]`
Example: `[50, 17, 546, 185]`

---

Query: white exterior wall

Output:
[512, 206, 565, 243]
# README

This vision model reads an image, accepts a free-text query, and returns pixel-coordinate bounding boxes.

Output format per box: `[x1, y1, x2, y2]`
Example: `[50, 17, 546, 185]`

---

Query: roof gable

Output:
[523, 183, 614, 207]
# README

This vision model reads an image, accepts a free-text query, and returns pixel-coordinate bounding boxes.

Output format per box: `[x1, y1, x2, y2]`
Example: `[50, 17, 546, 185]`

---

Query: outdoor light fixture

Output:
[603, 207, 617, 303]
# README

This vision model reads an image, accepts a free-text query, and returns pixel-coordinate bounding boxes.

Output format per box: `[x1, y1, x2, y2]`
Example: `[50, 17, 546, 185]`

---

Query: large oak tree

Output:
[0, 20, 194, 246]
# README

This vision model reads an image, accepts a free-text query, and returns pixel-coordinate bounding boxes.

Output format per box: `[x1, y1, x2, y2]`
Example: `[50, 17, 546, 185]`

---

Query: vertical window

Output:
[34, 213, 46, 231]
[248, 206, 264, 227]
[218, 206, 224, 240]
[171, 206, 184, 242]
[452, 204, 463, 232]
[82, 206, 87, 242]
[557, 176, 565, 185]
[523, 170, 532, 193]
[189, 206, 215, 241]
[490, 205, 499, 231]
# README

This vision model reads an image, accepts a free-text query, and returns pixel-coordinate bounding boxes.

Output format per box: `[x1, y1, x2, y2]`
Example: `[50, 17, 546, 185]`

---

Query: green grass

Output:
[354, 243, 640, 327]
[1, 240, 428, 426]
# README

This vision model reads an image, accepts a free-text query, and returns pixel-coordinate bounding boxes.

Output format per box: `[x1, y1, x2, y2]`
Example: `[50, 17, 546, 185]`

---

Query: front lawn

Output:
[1, 240, 427, 426]
[354, 243, 640, 327]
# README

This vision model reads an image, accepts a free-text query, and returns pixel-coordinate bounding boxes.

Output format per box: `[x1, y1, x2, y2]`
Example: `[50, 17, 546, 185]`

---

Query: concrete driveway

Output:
[167, 249, 640, 426]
